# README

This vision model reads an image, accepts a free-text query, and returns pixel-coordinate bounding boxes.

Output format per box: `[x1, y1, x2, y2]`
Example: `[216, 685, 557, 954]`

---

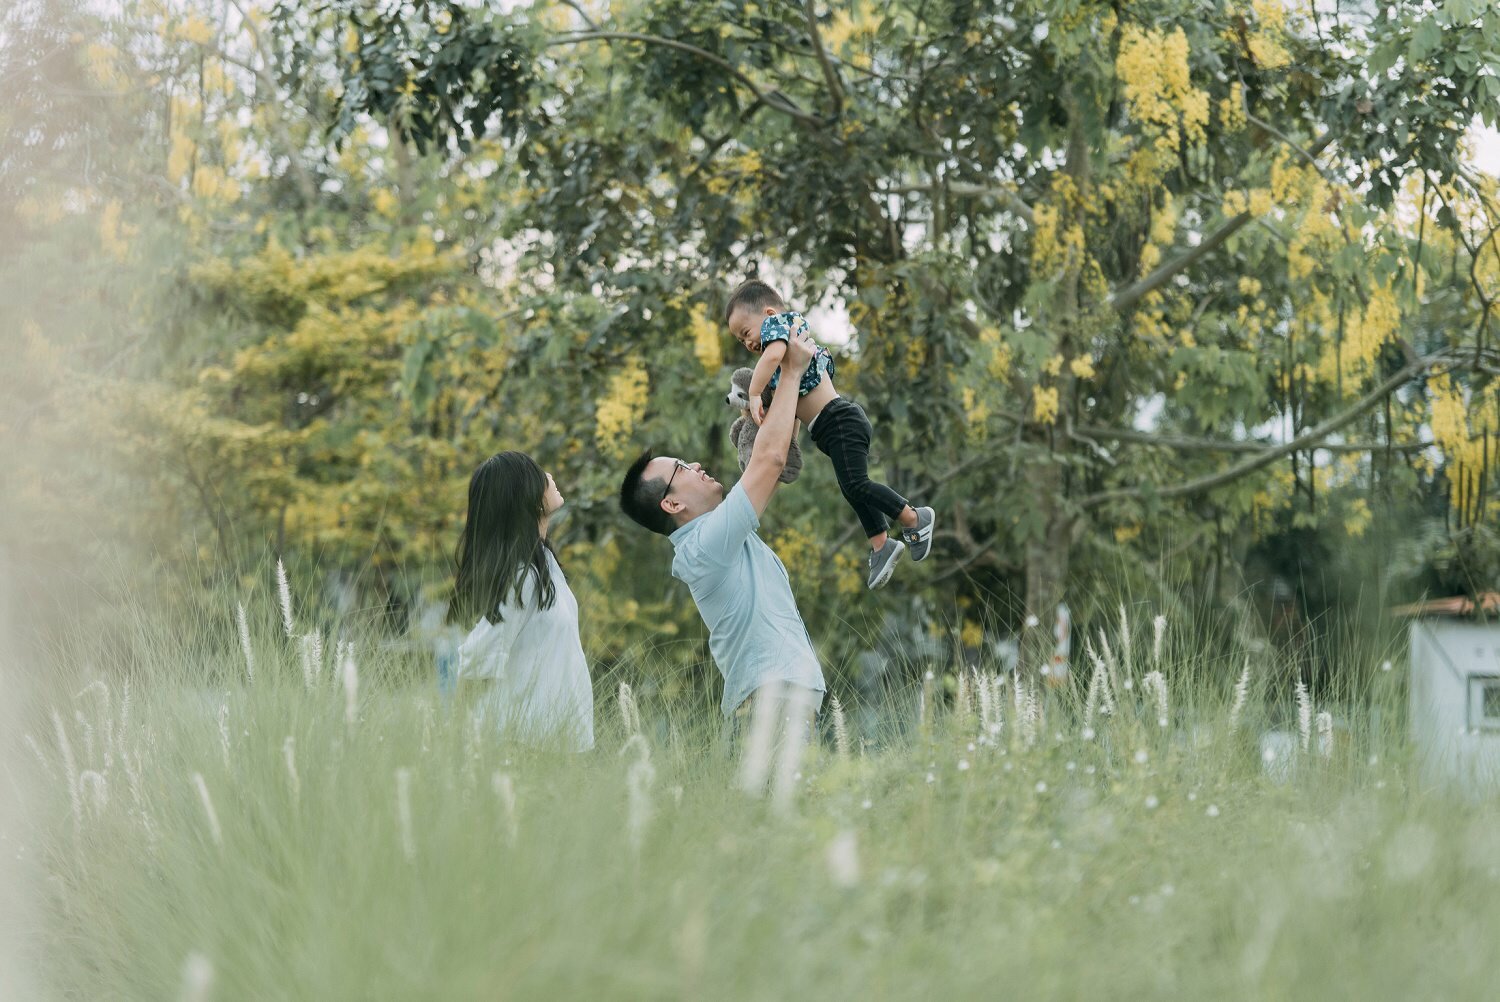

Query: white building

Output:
[1399, 593, 1500, 792]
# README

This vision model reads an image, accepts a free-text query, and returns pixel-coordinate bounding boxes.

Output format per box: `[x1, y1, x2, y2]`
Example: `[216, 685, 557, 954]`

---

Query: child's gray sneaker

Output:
[867, 538, 905, 589]
[901, 507, 936, 562]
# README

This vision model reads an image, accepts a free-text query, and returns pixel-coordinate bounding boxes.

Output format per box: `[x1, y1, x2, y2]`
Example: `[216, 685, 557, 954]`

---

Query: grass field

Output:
[11, 585, 1500, 1001]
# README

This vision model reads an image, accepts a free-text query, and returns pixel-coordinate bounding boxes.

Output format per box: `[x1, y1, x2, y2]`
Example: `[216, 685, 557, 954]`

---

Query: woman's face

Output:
[542, 471, 564, 516]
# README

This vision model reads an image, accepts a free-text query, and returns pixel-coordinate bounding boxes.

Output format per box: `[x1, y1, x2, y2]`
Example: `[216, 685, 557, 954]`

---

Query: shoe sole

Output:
[868, 540, 905, 589]
[906, 508, 936, 562]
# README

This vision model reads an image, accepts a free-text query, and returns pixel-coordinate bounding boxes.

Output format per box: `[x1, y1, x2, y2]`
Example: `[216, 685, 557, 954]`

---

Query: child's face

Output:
[727, 304, 779, 354]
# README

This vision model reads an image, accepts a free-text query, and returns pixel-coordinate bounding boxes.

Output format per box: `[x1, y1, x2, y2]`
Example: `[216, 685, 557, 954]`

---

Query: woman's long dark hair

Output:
[449, 451, 557, 626]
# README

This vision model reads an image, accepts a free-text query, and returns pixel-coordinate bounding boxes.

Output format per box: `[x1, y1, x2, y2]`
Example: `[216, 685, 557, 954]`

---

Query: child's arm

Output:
[747, 340, 787, 426]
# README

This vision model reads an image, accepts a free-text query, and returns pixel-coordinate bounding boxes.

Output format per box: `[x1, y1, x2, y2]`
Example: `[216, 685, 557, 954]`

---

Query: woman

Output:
[449, 451, 594, 751]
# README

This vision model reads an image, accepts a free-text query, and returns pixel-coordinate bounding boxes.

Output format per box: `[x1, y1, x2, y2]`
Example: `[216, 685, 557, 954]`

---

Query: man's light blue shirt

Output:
[669, 481, 825, 717]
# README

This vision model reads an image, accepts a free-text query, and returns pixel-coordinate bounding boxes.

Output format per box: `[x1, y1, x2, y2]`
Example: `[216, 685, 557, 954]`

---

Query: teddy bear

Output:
[727, 367, 803, 484]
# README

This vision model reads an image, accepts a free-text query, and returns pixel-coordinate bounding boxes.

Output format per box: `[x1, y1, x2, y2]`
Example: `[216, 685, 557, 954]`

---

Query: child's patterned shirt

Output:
[760, 311, 835, 396]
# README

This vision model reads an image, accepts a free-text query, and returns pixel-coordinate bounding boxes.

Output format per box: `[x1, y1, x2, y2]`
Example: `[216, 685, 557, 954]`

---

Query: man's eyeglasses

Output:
[660, 460, 691, 503]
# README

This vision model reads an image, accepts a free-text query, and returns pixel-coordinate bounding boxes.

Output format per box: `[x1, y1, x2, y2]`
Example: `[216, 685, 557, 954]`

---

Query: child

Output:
[724, 279, 935, 590]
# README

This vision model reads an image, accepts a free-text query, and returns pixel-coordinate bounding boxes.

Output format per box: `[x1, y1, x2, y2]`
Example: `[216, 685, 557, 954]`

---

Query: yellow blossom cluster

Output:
[833, 552, 863, 596]
[822, 2, 877, 53]
[1032, 385, 1060, 425]
[1250, 467, 1296, 537]
[1247, 0, 1292, 70]
[1115, 25, 1210, 184]
[167, 131, 196, 184]
[1138, 192, 1178, 275]
[961, 386, 990, 435]
[1132, 289, 1170, 342]
[1031, 176, 1088, 279]
[191, 164, 240, 204]
[1429, 373, 1498, 519]
[1069, 356, 1096, 380]
[595, 361, 650, 459]
[1329, 283, 1399, 389]
[1344, 497, 1372, 538]
[961, 620, 984, 649]
[372, 189, 400, 218]
[98, 200, 136, 262]
[1270, 152, 1317, 208]
[771, 526, 823, 586]
[980, 325, 1012, 380]
[1218, 81, 1246, 132]
[904, 336, 925, 378]
[174, 14, 214, 45]
[84, 42, 122, 87]
[1221, 188, 1273, 219]
[1286, 206, 1341, 280]
[688, 303, 722, 373]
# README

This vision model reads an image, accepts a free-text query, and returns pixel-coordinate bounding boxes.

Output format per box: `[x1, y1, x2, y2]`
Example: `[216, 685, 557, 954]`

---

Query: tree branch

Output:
[802, 0, 845, 117]
[1108, 130, 1336, 315]
[549, 32, 825, 126]
[558, 0, 600, 31]
[1072, 423, 1430, 454]
[889, 180, 1035, 226]
[1079, 352, 1451, 508]
[1108, 211, 1251, 314]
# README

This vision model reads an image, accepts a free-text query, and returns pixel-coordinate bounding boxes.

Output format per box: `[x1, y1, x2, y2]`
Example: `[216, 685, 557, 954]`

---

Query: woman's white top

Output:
[455, 549, 594, 751]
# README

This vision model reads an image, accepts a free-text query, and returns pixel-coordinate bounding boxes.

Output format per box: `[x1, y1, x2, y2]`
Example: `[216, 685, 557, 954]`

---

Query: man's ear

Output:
[660, 496, 685, 518]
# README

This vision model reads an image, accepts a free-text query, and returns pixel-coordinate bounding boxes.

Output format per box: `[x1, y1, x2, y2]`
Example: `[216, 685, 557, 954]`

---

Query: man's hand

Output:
[750, 396, 766, 426]
[784, 326, 815, 375]
[740, 328, 815, 517]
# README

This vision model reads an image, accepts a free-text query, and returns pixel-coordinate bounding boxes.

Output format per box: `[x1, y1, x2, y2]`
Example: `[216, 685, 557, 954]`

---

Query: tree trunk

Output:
[1023, 455, 1073, 674]
[1021, 90, 1091, 677]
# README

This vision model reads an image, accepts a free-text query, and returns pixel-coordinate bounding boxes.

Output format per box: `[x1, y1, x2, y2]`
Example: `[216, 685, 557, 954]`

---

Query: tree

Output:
[280, 0, 1500, 660]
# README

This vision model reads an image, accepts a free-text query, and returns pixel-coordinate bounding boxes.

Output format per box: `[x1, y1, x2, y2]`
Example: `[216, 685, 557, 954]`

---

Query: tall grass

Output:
[12, 573, 1500, 1000]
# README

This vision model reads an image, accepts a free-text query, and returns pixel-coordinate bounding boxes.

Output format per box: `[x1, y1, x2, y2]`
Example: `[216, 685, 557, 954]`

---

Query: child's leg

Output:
[811, 401, 910, 548]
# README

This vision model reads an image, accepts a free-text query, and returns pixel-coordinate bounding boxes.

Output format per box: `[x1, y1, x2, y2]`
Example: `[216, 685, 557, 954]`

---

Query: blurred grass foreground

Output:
[9, 566, 1500, 1001]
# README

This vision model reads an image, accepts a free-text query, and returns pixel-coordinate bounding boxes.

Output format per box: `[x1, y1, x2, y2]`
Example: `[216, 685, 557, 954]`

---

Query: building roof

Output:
[1391, 593, 1500, 618]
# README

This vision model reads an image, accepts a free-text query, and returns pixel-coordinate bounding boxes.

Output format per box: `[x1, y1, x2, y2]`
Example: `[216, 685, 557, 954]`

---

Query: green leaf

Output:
[1410, 19, 1443, 62]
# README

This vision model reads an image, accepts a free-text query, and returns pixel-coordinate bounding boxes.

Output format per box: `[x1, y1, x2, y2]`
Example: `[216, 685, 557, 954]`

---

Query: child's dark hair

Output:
[724, 279, 786, 325]
[619, 450, 677, 536]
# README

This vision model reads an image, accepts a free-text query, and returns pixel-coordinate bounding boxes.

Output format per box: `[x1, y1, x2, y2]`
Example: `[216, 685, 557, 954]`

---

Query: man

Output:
[618, 325, 823, 745]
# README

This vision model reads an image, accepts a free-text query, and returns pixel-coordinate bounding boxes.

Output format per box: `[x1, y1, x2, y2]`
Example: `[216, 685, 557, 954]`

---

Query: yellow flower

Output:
[1031, 385, 1060, 425]
[372, 189, 400, 219]
[688, 303, 722, 373]
[962, 386, 990, 433]
[961, 620, 984, 649]
[84, 42, 120, 86]
[1042, 354, 1065, 377]
[1069, 356, 1096, 380]
[1149, 192, 1177, 246]
[174, 14, 214, 46]
[98, 199, 136, 261]
[595, 361, 650, 458]
[1344, 498, 1372, 538]
[167, 131, 196, 184]
[1218, 82, 1246, 132]
[1116, 26, 1210, 150]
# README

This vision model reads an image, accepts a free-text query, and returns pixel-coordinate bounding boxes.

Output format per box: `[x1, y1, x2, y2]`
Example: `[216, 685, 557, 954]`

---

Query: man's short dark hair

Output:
[619, 450, 677, 536]
[724, 279, 786, 326]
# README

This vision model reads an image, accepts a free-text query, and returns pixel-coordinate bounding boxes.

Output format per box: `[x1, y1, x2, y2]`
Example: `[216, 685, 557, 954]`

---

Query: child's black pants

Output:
[808, 398, 908, 540]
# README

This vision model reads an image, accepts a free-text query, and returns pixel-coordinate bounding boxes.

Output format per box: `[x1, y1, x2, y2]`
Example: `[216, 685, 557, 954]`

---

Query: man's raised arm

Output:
[739, 327, 814, 516]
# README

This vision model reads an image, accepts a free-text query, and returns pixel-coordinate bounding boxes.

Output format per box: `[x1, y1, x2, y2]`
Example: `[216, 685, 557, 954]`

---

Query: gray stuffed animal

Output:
[727, 367, 803, 484]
